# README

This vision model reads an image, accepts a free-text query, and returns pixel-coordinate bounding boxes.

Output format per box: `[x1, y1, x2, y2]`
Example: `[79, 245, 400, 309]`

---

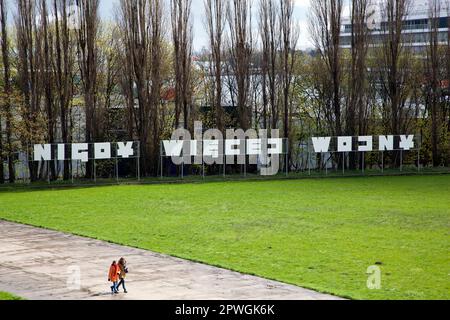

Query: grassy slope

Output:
[0, 175, 448, 300]
[0, 292, 22, 300]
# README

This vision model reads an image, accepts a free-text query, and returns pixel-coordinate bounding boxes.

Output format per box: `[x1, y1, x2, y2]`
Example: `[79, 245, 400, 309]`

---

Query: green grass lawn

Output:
[0, 175, 448, 300]
[0, 292, 22, 300]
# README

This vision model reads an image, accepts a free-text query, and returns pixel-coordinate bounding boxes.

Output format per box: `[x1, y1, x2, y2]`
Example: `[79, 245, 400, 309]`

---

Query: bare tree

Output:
[446, 5, 450, 146]
[171, 0, 193, 131]
[16, 0, 43, 181]
[53, 0, 75, 180]
[426, 0, 441, 166]
[346, 0, 370, 169]
[76, 0, 99, 179]
[0, 109, 2, 183]
[0, 98, 2, 183]
[99, 26, 121, 127]
[258, 0, 279, 130]
[227, 0, 253, 130]
[1, 0, 14, 183]
[119, 0, 152, 175]
[309, 0, 343, 137]
[280, 0, 298, 167]
[118, 0, 164, 176]
[39, 0, 58, 180]
[148, 0, 164, 174]
[205, 0, 226, 132]
[346, 0, 370, 137]
[376, 0, 415, 141]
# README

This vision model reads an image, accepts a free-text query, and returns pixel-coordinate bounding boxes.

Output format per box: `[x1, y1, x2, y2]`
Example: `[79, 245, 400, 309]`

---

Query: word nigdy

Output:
[34, 142, 136, 162]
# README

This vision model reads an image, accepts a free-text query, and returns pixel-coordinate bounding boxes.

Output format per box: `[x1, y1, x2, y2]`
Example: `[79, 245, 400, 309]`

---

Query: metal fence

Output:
[1, 135, 447, 185]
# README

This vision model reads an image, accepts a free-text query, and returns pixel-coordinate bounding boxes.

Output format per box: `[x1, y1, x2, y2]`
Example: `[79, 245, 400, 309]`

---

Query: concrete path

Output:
[0, 220, 341, 300]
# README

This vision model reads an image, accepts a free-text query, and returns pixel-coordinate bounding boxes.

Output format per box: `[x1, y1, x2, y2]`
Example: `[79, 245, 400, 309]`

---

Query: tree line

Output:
[0, 0, 449, 183]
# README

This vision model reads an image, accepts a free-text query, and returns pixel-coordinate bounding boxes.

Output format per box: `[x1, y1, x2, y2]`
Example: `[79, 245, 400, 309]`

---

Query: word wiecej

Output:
[311, 135, 416, 153]
[163, 138, 283, 158]
[163, 121, 284, 176]
[33, 142, 137, 162]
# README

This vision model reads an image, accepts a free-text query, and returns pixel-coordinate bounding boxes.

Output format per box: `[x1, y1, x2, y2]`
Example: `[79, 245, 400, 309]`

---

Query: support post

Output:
[160, 143, 163, 179]
[308, 151, 311, 176]
[417, 148, 420, 172]
[137, 149, 141, 182]
[26, 146, 30, 184]
[307, 139, 311, 176]
[362, 152, 365, 175]
[244, 138, 248, 177]
[115, 157, 119, 183]
[244, 156, 247, 178]
[285, 141, 289, 177]
[400, 150, 403, 172]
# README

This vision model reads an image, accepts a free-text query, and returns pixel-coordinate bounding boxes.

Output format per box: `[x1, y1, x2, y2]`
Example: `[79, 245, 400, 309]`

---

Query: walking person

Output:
[108, 260, 120, 294]
[117, 257, 128, 293]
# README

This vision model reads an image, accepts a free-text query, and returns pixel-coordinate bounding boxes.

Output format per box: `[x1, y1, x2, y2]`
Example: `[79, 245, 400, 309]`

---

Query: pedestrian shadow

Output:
[91, 292, 118, 297]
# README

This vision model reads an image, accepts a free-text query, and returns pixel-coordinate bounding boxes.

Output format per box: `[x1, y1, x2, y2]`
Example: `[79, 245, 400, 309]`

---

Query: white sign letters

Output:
[163, 121, 284, 176]
[311, 135, 416, 153]
[33, 142, 138, 162]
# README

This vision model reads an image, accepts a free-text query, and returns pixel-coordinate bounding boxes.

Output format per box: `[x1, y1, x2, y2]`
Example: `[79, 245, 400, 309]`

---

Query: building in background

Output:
[340, 0, 449, 50]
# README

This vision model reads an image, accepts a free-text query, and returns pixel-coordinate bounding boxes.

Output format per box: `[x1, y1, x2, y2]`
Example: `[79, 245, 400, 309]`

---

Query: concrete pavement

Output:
[0, 220, 342, 300]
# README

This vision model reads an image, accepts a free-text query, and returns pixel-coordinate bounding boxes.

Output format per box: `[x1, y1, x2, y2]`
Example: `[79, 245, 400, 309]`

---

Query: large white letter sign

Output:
[117, 142, 135, 158]
[308, 134, 416, 154]
[338, 137, 352, 152]
[358, 136, 373, 152]
[225, 139, 241, 156]
[203, 140, 220, 158]
[247, 139, 262, 155]
[379, 135, 394, 151]
[72, 143, 89, 162]
[57, 144, 65, 160]
[34, 144, 51, 161]
[190, 140, 198, 157]
[94, 143, 111, 160]
[400, 135, 414, 150]
[268, 138, 283, 154]
[312, 137, 331, 153]
[163, 140, 184, 157]
[33, 142, 139, 163]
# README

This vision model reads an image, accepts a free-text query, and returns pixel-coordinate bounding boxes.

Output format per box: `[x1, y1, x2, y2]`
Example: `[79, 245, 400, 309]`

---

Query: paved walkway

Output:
[0, 220, 341, 300]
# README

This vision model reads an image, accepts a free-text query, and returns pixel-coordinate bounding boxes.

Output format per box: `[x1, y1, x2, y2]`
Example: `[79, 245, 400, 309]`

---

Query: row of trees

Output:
[0, 0, 449, 183]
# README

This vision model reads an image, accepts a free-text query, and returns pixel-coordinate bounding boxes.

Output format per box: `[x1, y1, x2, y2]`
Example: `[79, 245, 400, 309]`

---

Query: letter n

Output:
[34, 144, 52, 161]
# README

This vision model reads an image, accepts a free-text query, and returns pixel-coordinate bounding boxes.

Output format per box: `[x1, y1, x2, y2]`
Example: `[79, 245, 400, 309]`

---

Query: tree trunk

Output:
[1, 0, 14, 183]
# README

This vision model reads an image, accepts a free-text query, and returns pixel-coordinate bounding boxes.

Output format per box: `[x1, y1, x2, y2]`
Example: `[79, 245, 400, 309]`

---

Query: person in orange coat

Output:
[108, 261, 120, 294]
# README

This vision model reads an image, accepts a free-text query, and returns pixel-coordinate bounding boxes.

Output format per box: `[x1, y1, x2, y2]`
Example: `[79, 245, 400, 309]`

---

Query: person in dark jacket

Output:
[117, 257, 128, 293]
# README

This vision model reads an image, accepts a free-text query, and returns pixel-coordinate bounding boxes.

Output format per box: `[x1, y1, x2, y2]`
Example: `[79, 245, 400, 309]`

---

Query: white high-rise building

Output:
[340, 0, 449, 49]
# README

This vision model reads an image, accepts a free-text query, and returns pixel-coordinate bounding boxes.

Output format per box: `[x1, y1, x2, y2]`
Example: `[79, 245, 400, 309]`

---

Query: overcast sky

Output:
[100, 0, 316, 51]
